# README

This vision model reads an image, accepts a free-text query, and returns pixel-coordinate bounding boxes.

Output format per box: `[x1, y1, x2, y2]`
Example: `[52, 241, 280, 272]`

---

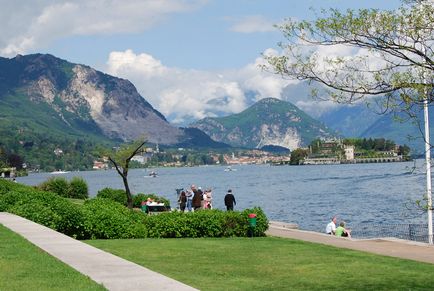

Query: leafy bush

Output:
[82, 198, 147, 239]
[0, 179, 34, 195]
[0, 179, 268, 240]
[241, 207, 269, 237]
[10, 201, 61, 230]
[143, 208, 268, 238]
[37, 176, 89, 199]
[38, 177, 69, 197]
[68, 177, 89, 199]
[96, 188, 127, 205]
[133, 193, 171, 208]
[0, 187, 87, 238]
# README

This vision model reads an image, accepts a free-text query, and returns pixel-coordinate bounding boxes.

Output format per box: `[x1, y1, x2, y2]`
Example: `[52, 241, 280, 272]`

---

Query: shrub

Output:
[0, 179, 269, 240]
[0, 188, 87, 238]
[133, 193, 171, 208]
[143, 208, 268, 238]
[96, 188, 127, 205]
[38, 177, 69, 198]
[0, 179, 32, 195]
[241, 207, 269, 237]
[82, 198, 147, 239]
[68, 177, 89, 199]
[10, 201, 61, 230]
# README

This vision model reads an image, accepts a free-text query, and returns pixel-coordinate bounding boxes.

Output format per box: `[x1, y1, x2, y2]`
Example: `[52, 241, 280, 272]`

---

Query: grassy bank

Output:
[88, 236, 434, 290]
[0, 225, 105, 291]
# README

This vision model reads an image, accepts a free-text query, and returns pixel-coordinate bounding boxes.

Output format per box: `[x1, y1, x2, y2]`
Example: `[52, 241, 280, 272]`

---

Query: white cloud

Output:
[106, 49, 295, 124]
[228, 15, 277, 33]
[0, 0, 206, 56]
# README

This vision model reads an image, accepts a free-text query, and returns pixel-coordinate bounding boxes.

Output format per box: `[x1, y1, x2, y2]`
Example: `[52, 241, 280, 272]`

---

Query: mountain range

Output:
[0, 53, 428, 162]
[189, 97, 336, 149]
[0, 53, 224, 149]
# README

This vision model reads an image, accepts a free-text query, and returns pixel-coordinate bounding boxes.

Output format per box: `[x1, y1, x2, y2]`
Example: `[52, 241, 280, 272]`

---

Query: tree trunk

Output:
[121, 174, 133, 209]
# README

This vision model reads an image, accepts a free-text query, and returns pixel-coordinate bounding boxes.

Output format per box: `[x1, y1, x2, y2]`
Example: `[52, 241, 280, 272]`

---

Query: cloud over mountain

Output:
[106, 49, 295, 124]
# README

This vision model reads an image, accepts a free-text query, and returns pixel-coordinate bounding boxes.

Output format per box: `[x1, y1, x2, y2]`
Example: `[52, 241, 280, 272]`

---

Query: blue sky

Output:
[0, 0, 402, 124]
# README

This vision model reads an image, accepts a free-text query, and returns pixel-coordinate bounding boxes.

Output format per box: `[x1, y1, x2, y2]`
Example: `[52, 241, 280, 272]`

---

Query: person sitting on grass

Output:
[335, 221, 351, 238]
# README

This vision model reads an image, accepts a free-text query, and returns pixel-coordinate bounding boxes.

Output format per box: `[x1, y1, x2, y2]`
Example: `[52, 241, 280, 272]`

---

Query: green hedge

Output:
[82, 198, 147, 239]
[38, 177, 69, 197]
[0, 179, 269, 239]
[0, 185, 87, 239]
[143, 208, 268, 238]
[96, 188, 127, 205]
[69, 177, 88, 199]
[37, 176, 89, 199]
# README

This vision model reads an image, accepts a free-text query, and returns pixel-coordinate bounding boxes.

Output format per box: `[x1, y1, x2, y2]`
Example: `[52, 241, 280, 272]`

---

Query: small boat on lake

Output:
[50, 170, 68, 174]
[224, 166, 237, 172]
[147, 171, 158, 178]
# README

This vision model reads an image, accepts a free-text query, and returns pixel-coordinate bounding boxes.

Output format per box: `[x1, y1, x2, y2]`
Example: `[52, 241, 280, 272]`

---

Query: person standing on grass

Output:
[224, 189, 236, 211]
[326, 216, 337, 235]
[192, 184, 202, 210]
[186, 188, 193, 212]
[205, 189, 213, 209]
[178, 190, 187, 212]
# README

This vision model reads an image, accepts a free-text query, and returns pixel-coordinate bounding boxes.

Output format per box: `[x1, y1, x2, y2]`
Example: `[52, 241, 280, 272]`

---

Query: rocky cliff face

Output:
[1, 54, 184, 144]
[190, 98, 336, 150]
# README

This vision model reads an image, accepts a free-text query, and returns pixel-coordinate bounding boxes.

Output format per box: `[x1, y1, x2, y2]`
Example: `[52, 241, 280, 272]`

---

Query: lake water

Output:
[17, 160, 431, 233]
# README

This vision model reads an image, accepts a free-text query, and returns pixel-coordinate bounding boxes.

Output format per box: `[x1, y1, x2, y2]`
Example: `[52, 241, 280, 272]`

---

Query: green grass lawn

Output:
[0, 225, 105, 291]
[87, 236, 434, 290]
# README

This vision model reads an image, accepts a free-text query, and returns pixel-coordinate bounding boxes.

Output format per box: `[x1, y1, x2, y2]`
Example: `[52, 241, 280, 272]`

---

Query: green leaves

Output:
[266, 2, 434, 108]
[37, 176, 89, 199]
[0, 179, 269, 240]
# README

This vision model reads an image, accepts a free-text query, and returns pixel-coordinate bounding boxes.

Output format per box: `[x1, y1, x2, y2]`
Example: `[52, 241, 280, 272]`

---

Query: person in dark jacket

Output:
[224, 189, 236, 211]
[191, 184, 202, 210]
[178, 190, 187, 212]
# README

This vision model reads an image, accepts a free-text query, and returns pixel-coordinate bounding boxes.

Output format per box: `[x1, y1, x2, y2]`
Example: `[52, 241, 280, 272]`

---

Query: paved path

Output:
[0, 212, 198, 291]
[267, 221, 434, 264]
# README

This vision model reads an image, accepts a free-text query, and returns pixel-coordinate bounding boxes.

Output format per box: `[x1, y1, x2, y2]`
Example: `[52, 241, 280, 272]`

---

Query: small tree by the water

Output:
[103, 139, 146, 209]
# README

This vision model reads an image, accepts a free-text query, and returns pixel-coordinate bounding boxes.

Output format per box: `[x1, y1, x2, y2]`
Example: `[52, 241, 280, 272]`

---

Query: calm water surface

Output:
[17, 160, 430, 232]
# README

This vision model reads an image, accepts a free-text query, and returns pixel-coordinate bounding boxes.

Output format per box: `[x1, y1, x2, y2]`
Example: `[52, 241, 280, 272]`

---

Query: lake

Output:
[17, 160, 430, 233]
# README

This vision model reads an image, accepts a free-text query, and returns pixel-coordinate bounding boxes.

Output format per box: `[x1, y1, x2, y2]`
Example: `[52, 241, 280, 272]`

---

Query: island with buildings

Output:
[300, 138, 410, 165]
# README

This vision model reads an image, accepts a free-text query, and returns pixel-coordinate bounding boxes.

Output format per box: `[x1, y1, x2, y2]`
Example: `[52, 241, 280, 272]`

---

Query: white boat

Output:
[50, 170, 68, 174]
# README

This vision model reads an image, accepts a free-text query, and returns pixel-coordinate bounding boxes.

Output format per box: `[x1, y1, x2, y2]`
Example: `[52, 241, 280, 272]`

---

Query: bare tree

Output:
[107, 139, 146, 209]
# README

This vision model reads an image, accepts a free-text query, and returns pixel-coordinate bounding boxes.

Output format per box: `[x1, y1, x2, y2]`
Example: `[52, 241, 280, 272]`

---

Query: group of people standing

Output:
[177, 185, 236, 211]
[325, 216, 351, 238]
[177, 184, 212, 212]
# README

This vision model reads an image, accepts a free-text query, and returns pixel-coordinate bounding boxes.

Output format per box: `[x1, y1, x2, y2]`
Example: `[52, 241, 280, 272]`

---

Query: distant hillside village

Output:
[92, 146, 292, 170]
[91, 137, 410, 170]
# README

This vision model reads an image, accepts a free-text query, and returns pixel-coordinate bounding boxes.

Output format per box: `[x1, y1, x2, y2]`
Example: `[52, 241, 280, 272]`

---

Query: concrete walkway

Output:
[0, 212, 198, 291]
[267, 221, 434, 264]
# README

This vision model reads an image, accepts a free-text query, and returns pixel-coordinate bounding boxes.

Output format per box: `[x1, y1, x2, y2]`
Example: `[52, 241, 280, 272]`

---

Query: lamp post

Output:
[424, 81, 433, 245]
[422, 40, 433, 244]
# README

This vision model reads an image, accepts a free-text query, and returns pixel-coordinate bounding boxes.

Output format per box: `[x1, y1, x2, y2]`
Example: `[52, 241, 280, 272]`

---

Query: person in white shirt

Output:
[325, 216, 337, 235]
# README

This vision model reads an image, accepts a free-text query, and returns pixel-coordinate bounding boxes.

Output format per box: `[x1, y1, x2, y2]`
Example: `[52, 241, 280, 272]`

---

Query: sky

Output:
[0, 0, 402, 124]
